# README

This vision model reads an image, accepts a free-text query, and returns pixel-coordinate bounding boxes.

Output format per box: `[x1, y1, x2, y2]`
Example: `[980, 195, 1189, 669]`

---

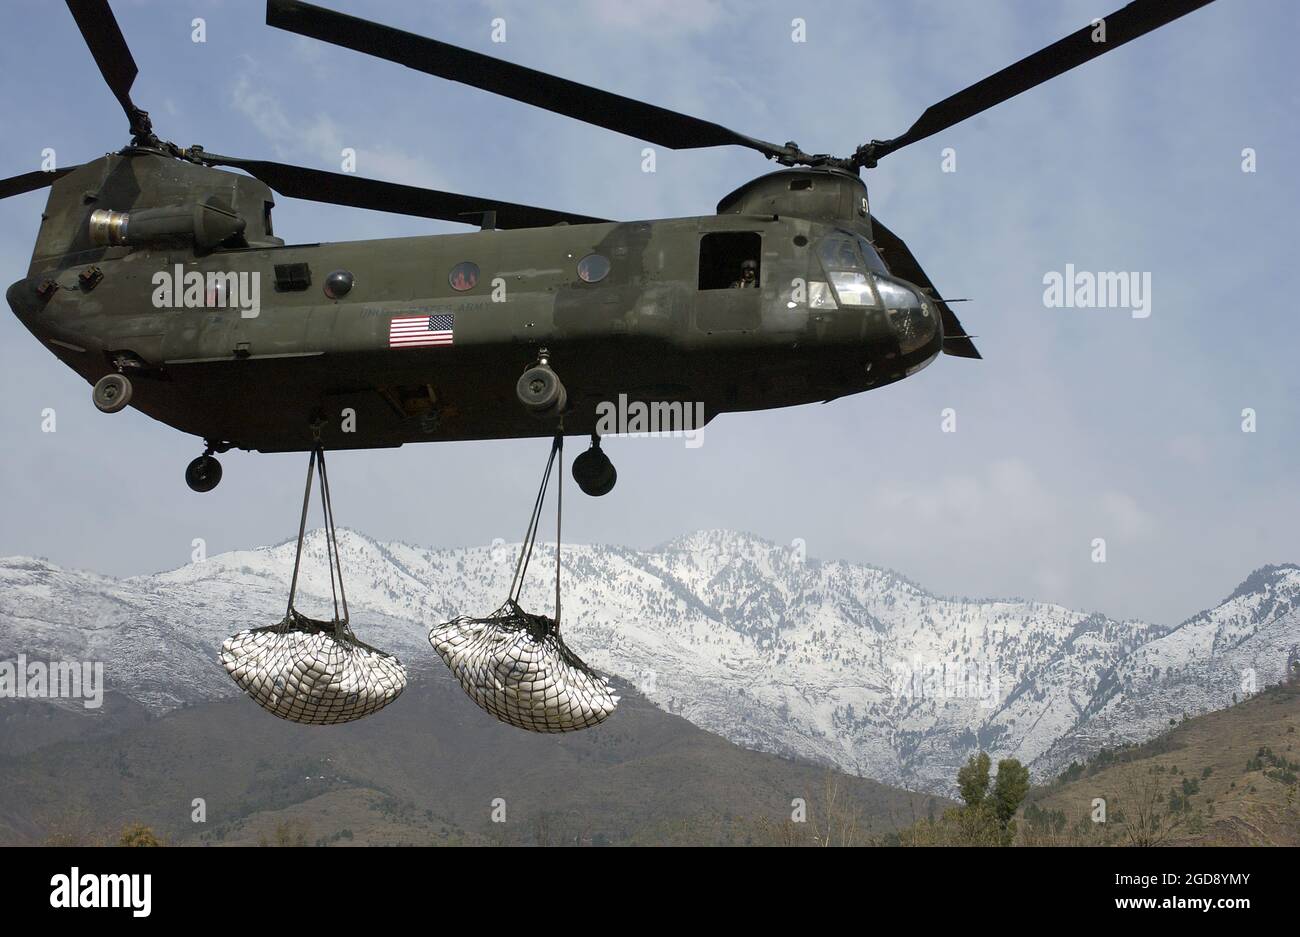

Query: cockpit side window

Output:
[855, 235, 890, 275]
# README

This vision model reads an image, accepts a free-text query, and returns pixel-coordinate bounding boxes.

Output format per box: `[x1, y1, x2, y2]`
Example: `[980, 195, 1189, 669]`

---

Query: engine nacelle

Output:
[88, 198, 246, 251]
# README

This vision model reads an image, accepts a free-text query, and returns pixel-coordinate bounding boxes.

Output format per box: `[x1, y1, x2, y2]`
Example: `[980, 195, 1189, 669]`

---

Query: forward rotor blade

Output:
[864, 0, 1216, 164]
[65, 0, 145, 132]
[265, 0, 795, 161]
[201, 154, 611, 229]
[870, 217, 980, 359]
[0, 167, 78, 200]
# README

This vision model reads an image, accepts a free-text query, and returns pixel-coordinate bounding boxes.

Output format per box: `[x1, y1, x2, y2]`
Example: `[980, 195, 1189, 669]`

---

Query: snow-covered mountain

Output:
[1, 529, 1296, 795]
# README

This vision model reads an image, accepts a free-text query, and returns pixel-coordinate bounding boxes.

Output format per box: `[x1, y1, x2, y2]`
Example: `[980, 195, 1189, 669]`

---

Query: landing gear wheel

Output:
[516, 364, 567, 416]
[185, 454, 223, 493]
[92, 373, 132, 413]
[572, 437, 617, 497]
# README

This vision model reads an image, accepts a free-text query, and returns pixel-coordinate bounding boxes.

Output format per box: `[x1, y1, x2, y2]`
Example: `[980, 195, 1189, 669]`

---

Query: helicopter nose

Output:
[875, 276, 940, 356]
[892, 300, 941, 356]
[6, 277, 42, 328]
[6, 276, 87, 353]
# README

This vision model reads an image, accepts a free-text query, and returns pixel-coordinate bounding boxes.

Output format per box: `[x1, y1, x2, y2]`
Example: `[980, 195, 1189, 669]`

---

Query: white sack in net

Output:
[221, 615, 406, 725]
[429, 607, 618, 733]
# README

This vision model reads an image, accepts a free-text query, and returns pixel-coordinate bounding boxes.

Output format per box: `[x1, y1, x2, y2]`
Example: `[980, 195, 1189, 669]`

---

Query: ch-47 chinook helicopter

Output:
[5, 0, 1215, 496]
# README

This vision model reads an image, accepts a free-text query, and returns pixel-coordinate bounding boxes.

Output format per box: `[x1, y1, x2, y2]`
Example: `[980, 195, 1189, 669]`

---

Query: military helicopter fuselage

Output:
[6, 0, 1216, 493]
[7, 151, 944, 454]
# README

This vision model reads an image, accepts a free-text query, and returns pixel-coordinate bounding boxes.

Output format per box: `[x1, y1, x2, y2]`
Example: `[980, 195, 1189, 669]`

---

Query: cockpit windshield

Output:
[818, 235, 861, 271]
[816, 232, 889, 275]
[818, 233, 886, 307]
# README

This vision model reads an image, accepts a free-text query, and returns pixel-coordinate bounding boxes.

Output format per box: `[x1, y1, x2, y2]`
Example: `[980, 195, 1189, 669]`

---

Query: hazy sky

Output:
[0, 0, 1295, 627]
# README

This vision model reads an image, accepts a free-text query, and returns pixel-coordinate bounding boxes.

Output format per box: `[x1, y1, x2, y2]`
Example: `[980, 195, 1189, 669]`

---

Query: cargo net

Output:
[222, 612, 406, 725]
[430, 600, 617, 733]
[221, 443, 407, 725]
[430, 433, 618, 732]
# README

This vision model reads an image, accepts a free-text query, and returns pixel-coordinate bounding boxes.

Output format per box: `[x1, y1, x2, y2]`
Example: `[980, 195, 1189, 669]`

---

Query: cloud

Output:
[228, 73, 446, 189]
[862, 459, 1057, 539]
[1098, 491, 1155, 542]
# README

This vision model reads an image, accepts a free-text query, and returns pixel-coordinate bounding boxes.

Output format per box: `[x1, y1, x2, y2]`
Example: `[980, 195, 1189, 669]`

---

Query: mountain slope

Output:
[1023, 675, 1300, 846]
[1, 530, 1296, 796]
[0, 675, 943, 846]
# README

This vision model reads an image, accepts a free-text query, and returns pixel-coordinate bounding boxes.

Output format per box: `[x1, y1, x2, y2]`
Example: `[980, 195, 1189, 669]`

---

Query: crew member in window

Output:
[731, 259, 758, 289]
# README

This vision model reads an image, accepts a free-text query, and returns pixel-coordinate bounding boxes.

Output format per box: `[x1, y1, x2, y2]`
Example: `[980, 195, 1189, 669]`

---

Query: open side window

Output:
[698, 231, 761, 290]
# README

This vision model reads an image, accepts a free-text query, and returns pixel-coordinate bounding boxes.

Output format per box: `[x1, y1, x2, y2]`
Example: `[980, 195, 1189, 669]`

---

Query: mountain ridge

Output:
[1, 528, 1296, 796]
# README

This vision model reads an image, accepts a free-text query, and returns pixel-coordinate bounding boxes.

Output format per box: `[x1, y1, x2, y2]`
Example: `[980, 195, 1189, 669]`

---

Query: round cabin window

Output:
[323, 269, 354, 299]
[448, 261, 479, 292]
[577, 253, 610, 283]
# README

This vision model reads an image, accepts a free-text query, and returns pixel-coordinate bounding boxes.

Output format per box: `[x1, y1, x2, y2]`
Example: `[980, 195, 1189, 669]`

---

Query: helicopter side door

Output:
[693, 229, 762, 333]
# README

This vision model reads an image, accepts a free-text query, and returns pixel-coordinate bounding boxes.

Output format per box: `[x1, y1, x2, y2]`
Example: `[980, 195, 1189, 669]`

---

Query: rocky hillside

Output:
[1, 529, 1296, 795]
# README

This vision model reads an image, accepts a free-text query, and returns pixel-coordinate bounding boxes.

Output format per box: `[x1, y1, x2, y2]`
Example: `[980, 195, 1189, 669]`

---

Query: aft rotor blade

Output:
[870, 216, 981, 359]
[201, 154, 611, 228]
[0, 167, 78, 200]
[65, 0, 145, 132]
[863, 0, 1216, 164]
[265, 0, 796, 161]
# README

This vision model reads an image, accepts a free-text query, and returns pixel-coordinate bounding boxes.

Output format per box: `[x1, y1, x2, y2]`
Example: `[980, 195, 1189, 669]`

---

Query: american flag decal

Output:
[389, 313, 454, 348]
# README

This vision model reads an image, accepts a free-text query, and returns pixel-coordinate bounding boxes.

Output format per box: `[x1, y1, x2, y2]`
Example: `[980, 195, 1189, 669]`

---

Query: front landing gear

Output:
[92, 373, 132, 413]
[186, 445, 224, 493]
[572, 434, 616, 497]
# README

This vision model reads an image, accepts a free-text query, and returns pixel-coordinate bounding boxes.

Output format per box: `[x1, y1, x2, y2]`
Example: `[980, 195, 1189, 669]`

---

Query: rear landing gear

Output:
[572, 434, 617, 497]
[92, 373, 132, 413]
[186, 451, 223, 493]
[516, 349, 567, 417]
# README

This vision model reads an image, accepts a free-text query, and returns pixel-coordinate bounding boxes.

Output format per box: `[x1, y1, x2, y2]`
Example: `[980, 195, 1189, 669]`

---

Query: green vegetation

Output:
[119, 823, 162, 847]
[1247, 746, 1298, 785]
[895, 752, 1030, 845]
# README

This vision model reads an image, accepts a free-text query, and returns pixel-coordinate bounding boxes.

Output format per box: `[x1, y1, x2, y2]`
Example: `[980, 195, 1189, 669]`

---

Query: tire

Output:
[516, 365, 567, 415]
[92, 373, 132, 413]
[185, 455, 223, 493]
[572, 446, 617, 497]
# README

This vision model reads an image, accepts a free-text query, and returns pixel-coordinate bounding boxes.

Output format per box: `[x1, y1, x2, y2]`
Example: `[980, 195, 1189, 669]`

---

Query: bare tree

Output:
[808, 771, 864, 847]
[748, 770, 864, 846]
[259, 819, 311, 847]
[1113, 769, 1186, 847]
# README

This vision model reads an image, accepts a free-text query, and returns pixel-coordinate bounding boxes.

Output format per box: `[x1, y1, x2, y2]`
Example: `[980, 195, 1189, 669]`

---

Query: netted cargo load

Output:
[221, 442, 407, 725]
[222, 611, 406, 725]
[430, 600, 617, 733]
[431, 433, 618, 732]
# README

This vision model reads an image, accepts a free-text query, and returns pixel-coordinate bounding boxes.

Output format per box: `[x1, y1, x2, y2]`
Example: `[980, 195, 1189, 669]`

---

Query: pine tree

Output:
[957, 751, 992, 808]
[991, 759, 1031, 844]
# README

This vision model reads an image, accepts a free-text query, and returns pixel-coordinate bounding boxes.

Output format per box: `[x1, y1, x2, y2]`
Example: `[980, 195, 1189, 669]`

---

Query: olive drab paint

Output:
[7, 157, 949, 455]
